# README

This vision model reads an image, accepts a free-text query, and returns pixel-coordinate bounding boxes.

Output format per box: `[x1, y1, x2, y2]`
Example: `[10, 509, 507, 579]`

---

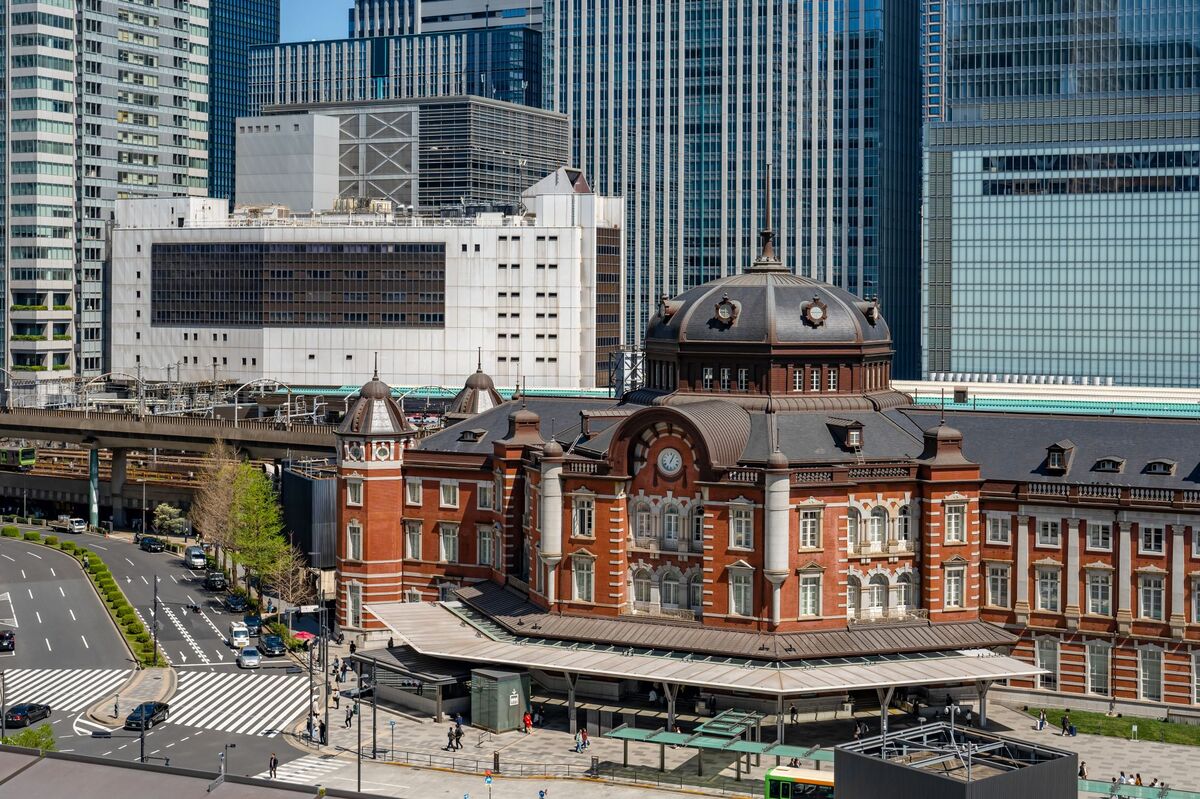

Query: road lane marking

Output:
[187, 594, 196, 605]
[170, 575, 178, 584]
[91, 544, 107, 550]
[118, 744, 127, 750]
[69, 609, 76, 621]
[59, 586, 65, 597]
[6, 670, 130, 712]
[21, 569, 26, 579]
[50, 567, 56, 577]
[165, 743, 175, 748]
[25, 551, 41, 560]
[102, 751, 112, 756]
[81, 635, 89, 649]
[28, 588, 33, 599]
[141, 575, 149, 585]
[45, 637, 52, 651]
[162, 604, 209, 664]
[1, 554, 14, 562]
[125, 558, 135, 566]
[36, 612, 42, 624]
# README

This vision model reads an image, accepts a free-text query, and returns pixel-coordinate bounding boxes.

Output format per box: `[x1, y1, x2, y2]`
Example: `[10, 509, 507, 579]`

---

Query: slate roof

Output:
[417, 396, 630, 454]
[894, 408, 1200, 488]
[455, 582, 1018, 663]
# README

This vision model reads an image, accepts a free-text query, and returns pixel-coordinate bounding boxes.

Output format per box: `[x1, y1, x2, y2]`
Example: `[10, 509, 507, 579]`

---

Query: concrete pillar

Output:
[763, 462, 790, 626]
[564, 672, 579, 735]
[87, 446, 100, 529]
[664, 682, 678, 730]
[539, 445, 565, 604]
[109, 449, 129, 527]
[1169, 524, 1186, 636]
[876, 686, 895, 746]
[1014, 514, 1030, 622]
[1065, 518, 1081, 628]
[1116, 521, 1132, 634]
[975, 680, 991, 728]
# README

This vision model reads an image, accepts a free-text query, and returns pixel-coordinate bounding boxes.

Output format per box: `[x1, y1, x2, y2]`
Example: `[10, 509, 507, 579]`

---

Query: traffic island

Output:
[86, 668, 178, 728]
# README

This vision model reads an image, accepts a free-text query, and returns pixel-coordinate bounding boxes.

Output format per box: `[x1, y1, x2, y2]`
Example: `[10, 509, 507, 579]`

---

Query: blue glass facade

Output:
[210, 0, 280, 201]
[922, 1, 1200, 387]
[545, 0, 923, 377]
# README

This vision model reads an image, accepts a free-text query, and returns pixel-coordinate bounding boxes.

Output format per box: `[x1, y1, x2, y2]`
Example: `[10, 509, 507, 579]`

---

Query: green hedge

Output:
[44, 535, 58, 547]
[22, 531, 39, 541]
[59, 541, 76, 553]
[1, 526, 17, 538]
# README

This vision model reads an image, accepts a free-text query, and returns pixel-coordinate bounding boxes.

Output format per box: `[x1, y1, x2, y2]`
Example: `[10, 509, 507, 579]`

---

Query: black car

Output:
[124, 701, 169, 730]
[139, 536, 165, 553]
[0, 630, 14, 652]
[204, 571, 228, 591]
[259, 634, 287, 657]
[4, 703, 51, 727]
[242, 615, 262, 636]
[223, 594, 249, 613]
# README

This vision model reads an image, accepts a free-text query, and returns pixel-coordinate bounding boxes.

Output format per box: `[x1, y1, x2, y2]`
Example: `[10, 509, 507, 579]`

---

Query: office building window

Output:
[720, 368, 731, 390]
[703, 367, 713, 389]
[1037, 567, 1060, 612]
[737, 368, 748, 391]
[346, 521, 362, 561]
[438, 523, 459, 563]
[1037, 520, 1061, 546]
[730, 506, 753, 549]
[987, 565, 1010, 608]
[405, 478, 421, 506]
[945, 504, 966, 543]
[799, 575, 821, 616]
[573, 497, 595, 538]
[730, 569, 752, 616]
[347, 583, 362, 628]
[1140, 525, 1165, 555]
[1087, 644, 1110, 697]
[573, 555, 594, 602]
[1087, 572, 1111, 616]
[1139, 574, 1165, 620]
[404, 521, 421, 559]
[478, 527, 494, 567]
[477, 481, 494, 510]
[986, 516, 1010, 544]
[1087, 522, 1112, 550]
[799, 509, 822, 549]
[439, 481, 459, 509]
[944, 567, 965, 608]
[1037, 638, 1059, 691]
[346, 478, 363, 506]
[1140, 649, 1163, 702]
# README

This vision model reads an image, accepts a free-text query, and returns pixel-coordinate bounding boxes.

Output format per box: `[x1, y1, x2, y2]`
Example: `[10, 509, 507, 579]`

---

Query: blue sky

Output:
[281, 0, 352, 42]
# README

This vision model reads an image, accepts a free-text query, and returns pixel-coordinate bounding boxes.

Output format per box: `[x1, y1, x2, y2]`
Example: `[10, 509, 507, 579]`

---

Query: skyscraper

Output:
[922, 1, 1200, 387]
[2, 0, 211, 381]
[209, 0, 280, 201]
[543, 0, 923, 377]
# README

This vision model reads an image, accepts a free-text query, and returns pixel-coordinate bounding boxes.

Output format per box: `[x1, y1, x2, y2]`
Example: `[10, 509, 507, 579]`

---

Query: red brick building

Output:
[336, 240, 1200, 714]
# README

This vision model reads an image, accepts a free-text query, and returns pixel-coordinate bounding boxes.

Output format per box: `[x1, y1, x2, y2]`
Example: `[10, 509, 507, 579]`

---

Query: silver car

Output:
[236, 646, 261, 669]
[184, 546, 207, 570]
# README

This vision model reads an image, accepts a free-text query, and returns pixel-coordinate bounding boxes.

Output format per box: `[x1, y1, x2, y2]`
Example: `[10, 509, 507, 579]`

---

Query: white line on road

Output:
[44, 637, 52, 651]
[102, 751, 112, 756]
[165, 743, 175, 748]
[81, 635, 89, 649]
[117, 744, 127, 750]
[27, 588, 32, 599]
[91, 544, 107, 550]
[36, 612, 41, 624]
[141, 575, 149, 585]
[58, 586, 65, 597]
[125, 558, 135, 567]
[69, 609, 76, 621]
[1, 554, 14, 561]
[21, 569, 26, 579]
[50, 568, 56, 577]
[170, 575, 178, 584]
[25, 551, 41, 560]
[187, 594, 196, 605]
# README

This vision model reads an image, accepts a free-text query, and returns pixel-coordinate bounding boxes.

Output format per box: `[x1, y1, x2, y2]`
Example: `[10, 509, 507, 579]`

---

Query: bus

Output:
[764, 765, 835, 798]
[0, 446, 35, 471]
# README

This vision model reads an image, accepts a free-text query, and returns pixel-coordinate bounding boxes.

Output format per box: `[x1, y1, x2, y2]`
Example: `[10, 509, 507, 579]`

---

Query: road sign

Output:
[299, 604, 319, 613]
[484, 776, 493, 785]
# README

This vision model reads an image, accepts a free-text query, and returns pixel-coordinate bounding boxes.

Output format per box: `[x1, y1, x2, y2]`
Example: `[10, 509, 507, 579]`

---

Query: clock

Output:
[374, 443, 392, 460]
[657, 447, 683, 476]
[803, 296, 828, 327]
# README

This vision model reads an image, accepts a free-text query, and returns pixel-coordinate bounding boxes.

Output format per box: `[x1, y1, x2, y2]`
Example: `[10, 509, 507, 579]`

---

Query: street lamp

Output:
[220, 743, 237, 775]
[138, 478, 147, 537]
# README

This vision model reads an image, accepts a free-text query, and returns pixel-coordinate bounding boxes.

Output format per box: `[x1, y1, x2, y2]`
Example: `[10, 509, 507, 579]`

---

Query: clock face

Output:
[657, 447, 683, 476]
[809, 305, 825, 321]
[374, 443, 391, 460]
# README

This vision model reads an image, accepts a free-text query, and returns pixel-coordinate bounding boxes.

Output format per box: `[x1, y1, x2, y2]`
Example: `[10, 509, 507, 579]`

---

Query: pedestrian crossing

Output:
[170, 671, 310, 737]
[253, 754, 345, 785]
[0, 669, 130, 712]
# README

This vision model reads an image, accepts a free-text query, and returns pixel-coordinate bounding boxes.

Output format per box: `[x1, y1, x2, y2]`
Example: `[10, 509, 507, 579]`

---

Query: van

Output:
[183, 546, 207, 570]
[228, 622, 250, 649]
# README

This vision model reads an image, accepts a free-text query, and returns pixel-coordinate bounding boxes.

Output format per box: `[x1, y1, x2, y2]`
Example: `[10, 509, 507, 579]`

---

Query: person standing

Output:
[268, 753, 278, 779]
[1060, 710, 1071, 736]
[1037, 708, 1047, 731]
[523, 711, 533, 734]
[1078, 762, 1088, 780]
[349, 641, 357, 657]
[573, 730, 582, 753]
[580, 729, 590, 751]
[345, 706, 354, 729]
[319, 719, 327, 745]
[333, 691, 340, 710]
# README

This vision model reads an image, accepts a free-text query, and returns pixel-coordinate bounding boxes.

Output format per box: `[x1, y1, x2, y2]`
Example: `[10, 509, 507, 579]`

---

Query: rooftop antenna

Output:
[752, 163, 780, 268]
[477, 346, 482, 372]
[373, 351, 379, 380]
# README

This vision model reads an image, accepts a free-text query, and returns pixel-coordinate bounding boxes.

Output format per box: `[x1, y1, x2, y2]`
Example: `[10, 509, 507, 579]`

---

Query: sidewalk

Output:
[87, 667, 177, 726]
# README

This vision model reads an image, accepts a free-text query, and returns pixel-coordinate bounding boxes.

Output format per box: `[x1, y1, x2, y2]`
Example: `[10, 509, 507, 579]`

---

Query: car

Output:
[242, 615, 262, 636]
[123, 701, 169, 730]
[204, 571, 228, 591]
[139, 536, 165, 553]
[3, 703, 50, 727]
[0, 630, 14, 652]
[228, 621, 250, 649]
[237, 646, 262, 669]
[259, 634, 287, 657]
[183, 545, 207, 570]
[223, 594, 249, 613]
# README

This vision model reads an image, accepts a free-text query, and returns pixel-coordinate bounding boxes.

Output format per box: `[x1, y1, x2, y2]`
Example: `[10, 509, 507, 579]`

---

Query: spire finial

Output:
[940, 387, 946, 425]
[373, 351, 379, 380]
[477, 346, 482, 372]
[752, 162, 780, 269]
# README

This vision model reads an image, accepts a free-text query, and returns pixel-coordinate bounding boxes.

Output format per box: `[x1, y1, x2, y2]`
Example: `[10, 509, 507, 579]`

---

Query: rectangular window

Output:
[944, 567, 964, 608]
[737, 368, 748, 391]
[730, 506, 753, 549]
[405, 478, 421, 506]
[404, 521, 421, 560]
[1087, 522, 1112, 551]
[478, 527, 494, 567]
[1140, 649, 1163, 702]
[799, 575, 821, 616]
[986, 516, 1010, 544]
[720, 368, 731, 390]
[347, 522, 362, 561]
[1087, 644, 1110, 697]
[810, 370, 820, 391]
[1194, 578, 1200, 624]
[1087, 572, 1111, 616]
[439, 523, 459, 563]
[439, 481, 459, 509]
[944, 504, 966, 543]
[1037, 520, 1061, 547]
[573, 557, 594, 602]
[1036, 638, 1059, 691]
[1037, 567, 1060, 612]
[828, 369, 838, 391]
[1139, 575, 1165, 620]
[347, 583, 362, 628]
[573, 497, 595, 538]
[1140, 525, 1165, 555]
[730, 571, 752, 616]
[987, 565, 1010, 608]
[477, 481, 494, 510]
[702, 367, 713, 390]
[799, 509, 822, 549]
[793, 369, 803, 392]
[346, 479, 363, 507]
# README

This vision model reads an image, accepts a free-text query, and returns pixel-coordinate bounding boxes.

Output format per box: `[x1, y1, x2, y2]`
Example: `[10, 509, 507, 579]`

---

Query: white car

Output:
[237, 646, 261, 669]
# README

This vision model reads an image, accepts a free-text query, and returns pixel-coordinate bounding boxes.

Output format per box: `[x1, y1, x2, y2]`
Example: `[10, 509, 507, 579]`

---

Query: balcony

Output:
[848, 607, 928, 626]
[630, 535, 704, 555]
[624, 602, 698, 622]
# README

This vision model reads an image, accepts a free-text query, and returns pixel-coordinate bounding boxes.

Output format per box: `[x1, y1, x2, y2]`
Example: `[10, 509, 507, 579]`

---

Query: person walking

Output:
[453, 724, 464, 751]
[446, 725, 456, 751]
[1060, 710, 1071, 736]
[573, 730, 583, 753]
[580, 729, 590, 751]
[789, 703, 798, 725]
[113, 697, 120, 720]
[349, 641, 357, 656]
[333, 691, 340, 710]
[319, 719, 327, 745]
[1037, 708, 1047, 731]
[523, 711, 533, 734]
[1078, 762, 1088, 780]
[268, 753, 279, 779]
[345, 706, 354, 729]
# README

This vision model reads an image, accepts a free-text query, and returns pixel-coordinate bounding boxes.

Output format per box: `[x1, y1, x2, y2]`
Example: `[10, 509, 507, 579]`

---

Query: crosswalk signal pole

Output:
[356, 691, 362, 793]
[152, 575, 159, 667]
[2, 670, 8, 740]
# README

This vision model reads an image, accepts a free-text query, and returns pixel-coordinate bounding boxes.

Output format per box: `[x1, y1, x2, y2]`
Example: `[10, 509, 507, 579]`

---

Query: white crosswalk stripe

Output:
[254, 754, 344, 784]
[171, 671, 310, 737]
[1, 669, 130, 712]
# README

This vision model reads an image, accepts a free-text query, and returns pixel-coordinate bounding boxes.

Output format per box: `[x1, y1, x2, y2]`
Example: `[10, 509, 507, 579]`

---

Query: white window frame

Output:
[478, 526, 494, 567]
[1036, 567, 1061, 612]
[438, 523, 459, 563]
[1139, 648, 1163, 702]
[1047, 450, 1064, 469]
[867, 508, 888, 548]
[1087, 643, 1111, 697]
[1037, 519, 1061, 547]
[690, 507, 705, 549]
[792, 369, 803, 392]
[687, 576, 703, 611]
[634, 501, 654, 540]
[720, 368, 731, 390]
[477, 481, 494, 510]
[1193, 577, 1200, 624]
[572, 496, 595, 538]
[729, 569, 753, 617]
[827, 369, 838, 391]
[866, 575, 889, 615]
[1139, 574, 1165, 620]
[986, 564, 1010, 608]
[661, 572, 681, 608]
[346, 520, 363, 561]
[944, 504, 966, 543]
[730, 505, 754, 550]
[702, 367, 713, 390]
[346, 478, 363, 507]
[799, 574, 821, 617]
[810, 369, 820, 392]
[439, 481, 459, 509]
[632, 569, 652, 603]
[896, 574, 916, 609]
[1036, 638, 1059, 690]
[404, 520, 421, 560]
[986, 515, 1010, 544]
[405, 478, 422, 506]
[662, 506, 681, 545]
[944, 567, 965, 608]
[737, 368, 748, 391]
[572, 555, 594, 603]
[1140, 525, 1165, 555]
[1087, 571, 1111, 616]
[347, 582, 362, 628]
[847, 508, 861, 546]
[1087, 521, 1112, 551]
[896, 506, 912, 542]
[799, 509, 822, 549]
[1194, 652, 1200, 706]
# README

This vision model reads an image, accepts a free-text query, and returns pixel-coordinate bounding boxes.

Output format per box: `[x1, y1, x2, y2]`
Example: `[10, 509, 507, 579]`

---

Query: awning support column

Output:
[623, 739, 628, 767]
[659, 743, 665, 773]
[875, 685, 895, 750]
[564, 672, 579, 734]
[775, 695, 784, 765]
[754, 718, 761, 767]
[663, 682, 678, 730]
[975, 680, 992, 728]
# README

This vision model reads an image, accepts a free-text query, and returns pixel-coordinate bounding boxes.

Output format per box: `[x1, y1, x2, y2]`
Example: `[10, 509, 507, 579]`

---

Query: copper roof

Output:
[455, 582, 1017, 662]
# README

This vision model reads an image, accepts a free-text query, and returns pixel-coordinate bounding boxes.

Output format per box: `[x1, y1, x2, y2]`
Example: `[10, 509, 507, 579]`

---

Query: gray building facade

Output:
[922, 2, 1200, 388]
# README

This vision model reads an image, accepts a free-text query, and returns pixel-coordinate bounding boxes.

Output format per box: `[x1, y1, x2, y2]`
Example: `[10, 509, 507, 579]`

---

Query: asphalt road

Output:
[0, 535, 131, 670]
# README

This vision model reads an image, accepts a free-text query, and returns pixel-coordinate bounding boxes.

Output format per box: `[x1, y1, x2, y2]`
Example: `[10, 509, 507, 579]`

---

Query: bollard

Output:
[493, 749, 501, 774]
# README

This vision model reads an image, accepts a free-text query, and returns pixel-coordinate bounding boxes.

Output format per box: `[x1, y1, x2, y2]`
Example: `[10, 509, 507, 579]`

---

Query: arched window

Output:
[897, 573, 915, 610]
[868, 507, 888, 549]
[867, 574, 889, 617]
[847, 508, 861, 546]
[661, 572, 680, 608]
[896, 505, 912, 542]
[687, 574, 703, 610]
[633, 569, 652, 603]
[690, 506, 705, 551]
[634, 501, 654, 539]
[662, 506, 681, 547]
[847, 576, 862, 619]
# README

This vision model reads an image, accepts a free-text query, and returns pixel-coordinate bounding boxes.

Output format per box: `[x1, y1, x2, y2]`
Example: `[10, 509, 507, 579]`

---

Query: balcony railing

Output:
[631, 536, 703, 554]
[1015, 482, 1200, 507]
[624, 602, 698, 622]
[848, 607, 928, 626]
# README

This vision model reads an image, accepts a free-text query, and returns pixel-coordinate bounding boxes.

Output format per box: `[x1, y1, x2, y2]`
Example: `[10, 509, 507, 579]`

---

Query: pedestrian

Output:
[446, 725, 456, 751]
[455, 712, 464, 727]
[573, 730, 582, 753]
[1151, 779, 1159, 788]
[349, 641, 357, 656]
[1078, 762, 1088, 780]
[388, 636, 394, 649]
[306, 715, 314, 740]
[1119, 772, 1127, 785]
[454, 724, 464, 751]
[332, 656, 340, 676]
[789, 703, 798, 725]
[113, 697, 120, 720]
[345, 706, 354, 729]
[334, 691, 340, 710]
[269, 753, 278, 779]
[580, 729, 590, 750]
[83, 554, 90, 570]
[1060, 710, 1070, 736]
[523, 711, 533, 734]
[319, 719, 327, 745]
[1037, 708, 1047, 731]
[1135, 774, 1143, 786]
[648, 687, 658, 705]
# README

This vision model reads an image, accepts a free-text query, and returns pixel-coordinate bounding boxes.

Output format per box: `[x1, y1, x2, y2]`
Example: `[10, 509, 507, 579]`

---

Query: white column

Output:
[1014, 514, 1030, 622]
[540, 448, 565, 604]
[1065, 518, 1081, 628]
[764, 466, 791, 626]
[1170, 524, 1186, 636]
[1116, 521, 1132, 634]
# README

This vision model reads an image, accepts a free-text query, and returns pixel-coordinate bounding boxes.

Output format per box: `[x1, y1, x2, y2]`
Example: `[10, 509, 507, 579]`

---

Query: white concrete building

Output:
[109, 169, 624, 389]
[235, 115, 340, 212]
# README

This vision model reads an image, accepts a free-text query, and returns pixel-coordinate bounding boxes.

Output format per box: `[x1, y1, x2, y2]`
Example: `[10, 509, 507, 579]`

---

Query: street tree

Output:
[152, 502, 188, 538]
[1, 723, 56, 752]
[231, 462, 288, 595]
[189, 440, 239, 570]
[271, 544, 316, 630]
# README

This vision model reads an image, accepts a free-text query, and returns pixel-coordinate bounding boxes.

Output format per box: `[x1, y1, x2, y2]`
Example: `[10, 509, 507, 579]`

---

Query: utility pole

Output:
[140, 479, 147, 536]
[308, 634, 315, 746]
[140, 715, 146, 763]
[2, 670, 8, 739]
[356, 689, 362, 792]
[152, 575, 159, 666]
[371, 657, 378, 760]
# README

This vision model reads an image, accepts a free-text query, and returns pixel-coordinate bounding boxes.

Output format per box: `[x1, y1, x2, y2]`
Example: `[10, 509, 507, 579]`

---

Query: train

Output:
[0, 447, 36, 471]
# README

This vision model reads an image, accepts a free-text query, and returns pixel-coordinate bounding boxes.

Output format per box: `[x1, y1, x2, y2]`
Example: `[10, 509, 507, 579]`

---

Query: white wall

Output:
[235, 114, 340, 212]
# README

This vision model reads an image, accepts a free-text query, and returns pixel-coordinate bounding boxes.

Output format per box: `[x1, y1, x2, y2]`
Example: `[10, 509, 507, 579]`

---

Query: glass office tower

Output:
[922, 2, 1200, 387]
[209, 0, 280, 201]
[544, 0, 923, 377]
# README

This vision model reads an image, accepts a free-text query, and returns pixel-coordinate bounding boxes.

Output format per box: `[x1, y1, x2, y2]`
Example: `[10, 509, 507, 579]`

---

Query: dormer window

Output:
[1093, 457, 1125, 473]
[1047, 451, 1064, 469]
[458, 428, 487, 443]
[847, 428, 862, 448]
[1145, 460, 1177, 476]
[1045, 440, 1074, 474]
[827, 418, 864, 451]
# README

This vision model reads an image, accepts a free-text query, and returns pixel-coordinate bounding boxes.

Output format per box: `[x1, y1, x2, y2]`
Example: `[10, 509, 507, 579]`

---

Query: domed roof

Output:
[338, 370, 414, 436]
[446, 356, 505, 420]
[647, 268, 889, 348]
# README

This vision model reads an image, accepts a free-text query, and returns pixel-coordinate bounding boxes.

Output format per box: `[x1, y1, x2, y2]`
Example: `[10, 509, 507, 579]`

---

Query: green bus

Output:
[764, 765, 835, 798]
[0, 447, 36, 471]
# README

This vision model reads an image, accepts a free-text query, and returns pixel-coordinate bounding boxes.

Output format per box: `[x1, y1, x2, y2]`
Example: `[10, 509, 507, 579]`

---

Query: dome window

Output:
[713, 294, 740, 326]
[1093, 457, 1125, 474]
[802, 296, 828, 327]
[1145, 459, 1177, 476]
